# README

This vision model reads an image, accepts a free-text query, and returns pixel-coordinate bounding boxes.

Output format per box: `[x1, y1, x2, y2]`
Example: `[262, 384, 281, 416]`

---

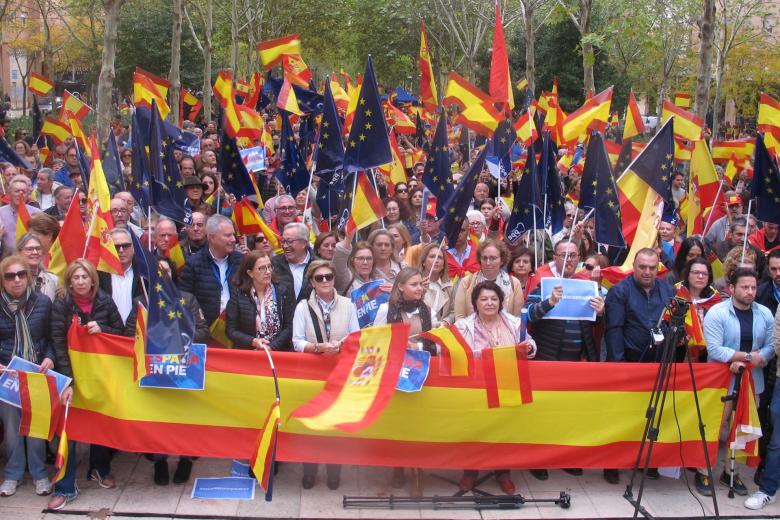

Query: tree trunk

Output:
[230, 0, 239, 75]
[203, 0, 213, 122]
[523, 0, 536, 95]
[579, 0, 594, 96]
[168, 0, 182, 125]
[96, 0, 124, 149]
[42, 20, 52, 78]
[693, 0, 715, 119]
[711, 52, 726, 142]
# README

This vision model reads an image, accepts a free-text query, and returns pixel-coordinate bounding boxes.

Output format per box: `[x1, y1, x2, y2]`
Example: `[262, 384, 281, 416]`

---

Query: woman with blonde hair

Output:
[417, 242, 454, 327]
[454, 239, 523, 320]
[388, 222, 411, 260]
[714, 246, 757, 295]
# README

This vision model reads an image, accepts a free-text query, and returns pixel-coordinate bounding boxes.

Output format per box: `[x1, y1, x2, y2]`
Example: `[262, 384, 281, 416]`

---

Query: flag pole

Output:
[147, 206, 152, 252]
[532, 211, 539, 271]
[701, 181, 724, 237]
[350, 171, 358, 244]
[368, 168, 385, 228]
[82, 202, 99, 258]
[259, 344, 280, 501]
[304, 162, 317, 231]
[740, 199, 752, 265]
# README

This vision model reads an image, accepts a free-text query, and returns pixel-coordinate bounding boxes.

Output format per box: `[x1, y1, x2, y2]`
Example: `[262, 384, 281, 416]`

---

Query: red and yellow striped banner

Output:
[251, 400, 280, 491]
[421, 325, 473, 377]
[482, 345, 533, 407]
[18, 371, 60, 441]
[66, 325, 731, 470]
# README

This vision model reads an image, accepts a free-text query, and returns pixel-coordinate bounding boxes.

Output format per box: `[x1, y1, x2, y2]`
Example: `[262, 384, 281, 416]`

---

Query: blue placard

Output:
[350, 279, 390, 328]
[396, 349, 430, 393]
[191, 477, 256, 500]
[230, 459, 250, 477]
[0, 356, 72, 408]
[139, 343, 207, 390]
[540, 277, 599, 321]
[239, 146, 266, 172]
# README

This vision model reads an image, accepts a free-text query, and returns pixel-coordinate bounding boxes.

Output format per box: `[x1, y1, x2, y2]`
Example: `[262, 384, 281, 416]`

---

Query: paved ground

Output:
[1, 447, 779, 519]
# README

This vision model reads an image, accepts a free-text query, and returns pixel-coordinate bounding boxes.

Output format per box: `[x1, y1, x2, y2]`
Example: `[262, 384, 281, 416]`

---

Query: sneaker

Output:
[695, 473, 714, 497]
[745, 491, 777, 510]
[720, 471, 748, 496]
[47, 492, 78, 511]
[0, 480, 19, 497]
[88, 469, 116, 489]
[34, 478, 52, 496]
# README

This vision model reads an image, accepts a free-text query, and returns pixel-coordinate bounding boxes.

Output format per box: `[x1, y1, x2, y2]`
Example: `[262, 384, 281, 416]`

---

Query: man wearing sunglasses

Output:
[272, 222, 314, 302]
[0, 176, 40, 249]
[98, 229, 147, 325]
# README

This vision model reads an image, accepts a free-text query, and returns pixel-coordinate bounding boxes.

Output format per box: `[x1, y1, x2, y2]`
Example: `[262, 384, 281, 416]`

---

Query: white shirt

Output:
[210, 250, 230, 312]
[291, 296, 360, 352]
[289, 251, 311, 298]
[38, 192, 54, 211]
[110, 266, 134, 323]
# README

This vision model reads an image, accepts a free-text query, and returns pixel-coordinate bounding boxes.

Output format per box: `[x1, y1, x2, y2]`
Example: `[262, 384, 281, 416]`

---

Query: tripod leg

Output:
[728, 446, 736, 499]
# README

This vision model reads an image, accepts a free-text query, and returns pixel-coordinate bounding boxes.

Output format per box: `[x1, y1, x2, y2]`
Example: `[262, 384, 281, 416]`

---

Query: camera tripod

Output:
[623, 297, 720, 520]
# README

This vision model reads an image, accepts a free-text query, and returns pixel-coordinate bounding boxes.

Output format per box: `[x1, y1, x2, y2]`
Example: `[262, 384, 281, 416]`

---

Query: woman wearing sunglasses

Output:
[48, 259, 130, 510]
[226, 250, 294, 351]
[292, 260, 359, 491]
[0, 256, 54, 499]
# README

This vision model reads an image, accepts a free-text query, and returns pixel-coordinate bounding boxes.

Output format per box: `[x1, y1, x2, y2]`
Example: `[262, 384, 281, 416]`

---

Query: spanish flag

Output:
[330, 75, 349, 114]
[377, 131, 408, 191]
[209, 311, 233, 349]
[60, 90, 91, 121]
[232, 197, 265, 236]
[418, 20, 438, 110]
[134, 68, 171, 119]
[674, 92, 692, 109]
[292, 323, 410, 432]
[257, 34, 302, 70]
[482, 345, 533, 407]
[133, 302, 148, 382]
[41, 117, 72, 145]
[730, 370, 761, 465]
[456, 101, 503, 137]
[46, 193, 86, 283]
[277, 76, 303, 116]
[15, 198, 31, 243]
[84, 137, 123, 276]
[421, 325, 474, 377]
[443, 71, 488, 110]
[346, 172, 386, 234]
[28, 72, 55, 97]
[623, 89, 646, 141]
[52, 424, 69, 484]
[513, 106, 538, 146]
[543, 97, 566, 145]
[662, 100, 704, 142]
[688, 139, 720, 236]
[561, 86, 613, 145]
[383, 101, 416, 135]
[758, 92, 780, 137]
[344, 73, 363, 136]
[515, 78, 528, 92]
[281, 54, 313, 88]
[163, 234, 186, 273]
[212, 71, 242, 138]
[17, 371, 61, 441]
[66, 112, 89, 154]
[250, 400, 281, 494]
[711, 138, 755, 163]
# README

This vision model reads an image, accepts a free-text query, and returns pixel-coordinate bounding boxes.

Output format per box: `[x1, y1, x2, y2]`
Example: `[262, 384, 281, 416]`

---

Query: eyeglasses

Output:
[281, 238, 304, 246]
[396, 188, 408, 194]
[584, 263, 596, 271]
[79, 198, 87, 203]
[480, 255, 501, 263]
[555, 253, 580, 260]
[3, 270, 26, 281]
[313, 273, 335, 283]
[20, 246, 41, 253]
[111, 207, 129, 214]
[114, 243, 133, 251]
[690, 271, 709, 278]
[255, 265, 273, 272]
[255, 236, 268, 243]
[277, 205, 296, 212]
[353, 256, 372, 263]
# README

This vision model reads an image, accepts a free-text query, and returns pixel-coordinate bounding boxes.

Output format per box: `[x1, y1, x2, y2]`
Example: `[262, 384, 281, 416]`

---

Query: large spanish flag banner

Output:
[292, 323, 409, 432]
[65, 324, 732, 470]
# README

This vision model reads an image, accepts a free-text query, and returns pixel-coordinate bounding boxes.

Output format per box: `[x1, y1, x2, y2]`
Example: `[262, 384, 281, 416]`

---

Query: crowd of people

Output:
[0, 107, 778, 512]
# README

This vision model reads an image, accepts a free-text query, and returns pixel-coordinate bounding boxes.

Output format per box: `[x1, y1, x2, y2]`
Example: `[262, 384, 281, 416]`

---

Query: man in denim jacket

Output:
[703, 267, 775, 498]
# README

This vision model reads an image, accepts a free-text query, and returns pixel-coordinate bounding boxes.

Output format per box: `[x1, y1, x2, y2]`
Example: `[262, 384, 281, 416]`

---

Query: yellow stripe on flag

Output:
[19, 372, 55, 440]
[133, 302, 148, 382]
[491, 346, 524, 407]
[251, 400, 281, 491]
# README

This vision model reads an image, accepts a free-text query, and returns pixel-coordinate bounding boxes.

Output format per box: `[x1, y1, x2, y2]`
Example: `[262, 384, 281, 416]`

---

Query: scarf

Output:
[2, 288, 35, 362]
[475, 270, 515, 299]
[387, 299, 434, 353]
[474, 313, 516, 352]
[252, 285, 280, 340]
[73, 293, 94, 315]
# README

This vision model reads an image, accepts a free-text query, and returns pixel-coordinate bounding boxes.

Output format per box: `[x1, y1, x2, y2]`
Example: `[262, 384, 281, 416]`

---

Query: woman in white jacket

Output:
[454, 280, 537, 496]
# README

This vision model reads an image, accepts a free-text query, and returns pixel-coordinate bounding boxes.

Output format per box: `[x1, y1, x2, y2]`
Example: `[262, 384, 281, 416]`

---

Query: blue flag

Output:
[276, 111, 311, 198]
[313, 82, 345, 174]
[147, 262, 194, 356]
[626, 118, 674, 200]
[421, 112, 453, 219]
[539, 132, 566, 235]
[218, 126, 256, 200]
[343, 56, 392, 172]
[149, 101, 186, 222]
[264, 73, 324, 114]
[486, 118, 513, 179]
[505, 148, 544, 244]
[0, 137, 31, 170]
[754, 133, 780, 225]
[102, 132, 125, 197]
[129, 109, 151, 209]
[440, 144, 489, 246]
[579, 132, 626, 247]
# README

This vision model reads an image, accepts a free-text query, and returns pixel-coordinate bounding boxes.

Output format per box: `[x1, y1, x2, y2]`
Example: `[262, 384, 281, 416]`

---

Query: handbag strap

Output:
[307, 304, 324, 344]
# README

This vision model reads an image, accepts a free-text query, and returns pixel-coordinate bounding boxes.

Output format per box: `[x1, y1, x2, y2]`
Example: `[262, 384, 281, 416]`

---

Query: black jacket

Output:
[179, 247, 243, 326]
[271, 250, 314, 302]
[0, 291, 53, 366]
[225, 284, 294, 351]
[98, 268, 148, 320]
[51, 290, 128, 380]
[757, 281, 779, 316]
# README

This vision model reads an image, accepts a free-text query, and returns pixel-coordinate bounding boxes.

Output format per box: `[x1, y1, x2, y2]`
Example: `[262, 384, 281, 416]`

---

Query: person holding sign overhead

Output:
[455, 280, 536, 496]
[291, 260, 359, 491]
[524, 239, 603, 482]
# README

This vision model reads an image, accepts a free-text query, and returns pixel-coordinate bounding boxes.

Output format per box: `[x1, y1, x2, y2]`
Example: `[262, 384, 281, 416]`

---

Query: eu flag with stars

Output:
[486, 118, 514, 179]
[440, 144, 489, 246]
[313, 81, 345, 174]
[149, 101, 186, 222]
[276, 111, 311, 198]
[421, 112, 453, 219]
[129, 109, 151, 209]
[579, 132, 626, 247]
[147, 260, 194, 355]
[264, 73, 323, 114]
[343, 56, 392, 172]
[539, 132, 566, 234]
[505, 148, 543, 245]
[218, 125, 256, 199]
[103, 132, 125, 197]
[754, 133, 780, 225]
[625, 119, 674, 201]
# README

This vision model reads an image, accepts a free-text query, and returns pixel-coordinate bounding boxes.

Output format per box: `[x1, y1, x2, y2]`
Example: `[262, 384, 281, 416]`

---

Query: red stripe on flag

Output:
[517, 349, 533, 404]
[481, 349, 500, 408]
[17, 371, 33, 437]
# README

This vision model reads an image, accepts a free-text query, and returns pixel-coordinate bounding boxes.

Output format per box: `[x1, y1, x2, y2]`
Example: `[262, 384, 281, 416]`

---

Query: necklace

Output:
[478, 316, 502, 347]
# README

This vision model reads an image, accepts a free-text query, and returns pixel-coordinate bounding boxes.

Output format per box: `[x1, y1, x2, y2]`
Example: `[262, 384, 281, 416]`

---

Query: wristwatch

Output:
[744, 352, 753, 363]
[313, 343, 321, 353]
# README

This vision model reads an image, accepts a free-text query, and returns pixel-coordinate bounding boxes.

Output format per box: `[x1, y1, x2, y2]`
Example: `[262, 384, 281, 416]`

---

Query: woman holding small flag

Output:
[675, 257, 721, 362]
[455, 280, 537, 495]
[417, 242, 455, 328]
[374, 267, 435, 496]
[291, 260, 359, 490]
[49, 259, 129, 510]
[0, 255, 54, 498]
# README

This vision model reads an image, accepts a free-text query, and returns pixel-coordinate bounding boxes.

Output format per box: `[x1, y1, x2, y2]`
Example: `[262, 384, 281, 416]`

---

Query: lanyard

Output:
[209, 256, 233, 286]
